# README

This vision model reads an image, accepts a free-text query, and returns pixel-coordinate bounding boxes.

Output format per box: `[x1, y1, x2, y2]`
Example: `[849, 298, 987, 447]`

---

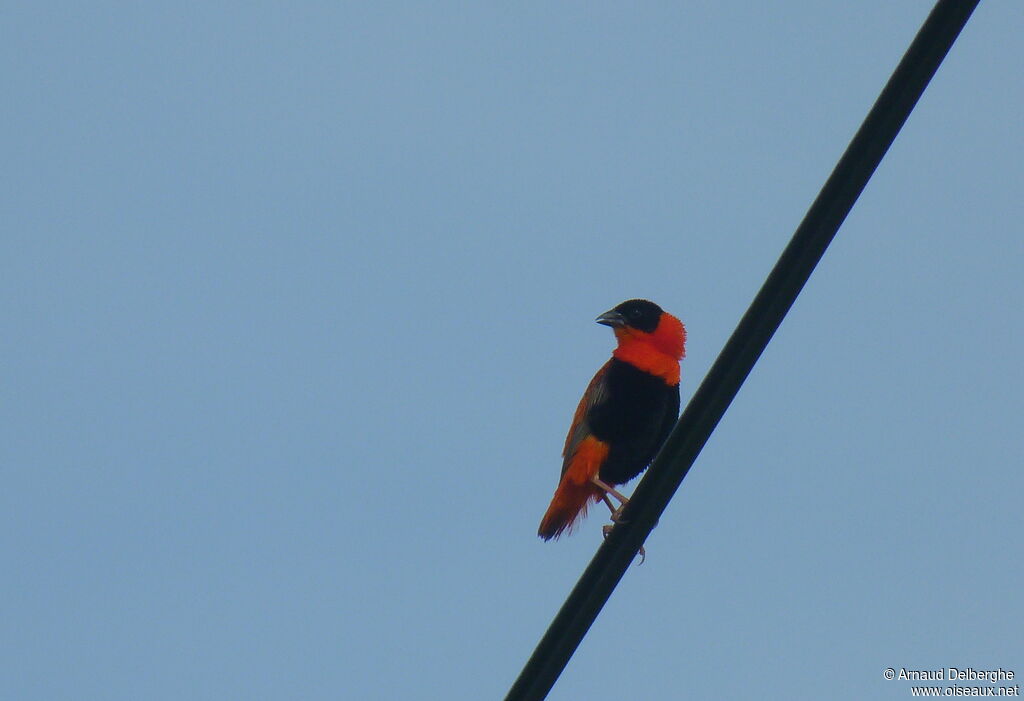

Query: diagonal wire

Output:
[506, 1, 980, 698]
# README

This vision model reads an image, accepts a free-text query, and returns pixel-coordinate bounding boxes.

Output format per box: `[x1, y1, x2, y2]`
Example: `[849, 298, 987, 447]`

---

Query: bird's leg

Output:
[593, 477, 645, 564]
[592, 476, 629, 505]
[600, 493, 617, 515]
[591, 477, 630, 522]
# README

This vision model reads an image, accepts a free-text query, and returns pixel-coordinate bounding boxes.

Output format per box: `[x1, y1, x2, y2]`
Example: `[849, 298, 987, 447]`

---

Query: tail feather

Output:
[539, 434, 610, 540]
[538, 480, 602, 540]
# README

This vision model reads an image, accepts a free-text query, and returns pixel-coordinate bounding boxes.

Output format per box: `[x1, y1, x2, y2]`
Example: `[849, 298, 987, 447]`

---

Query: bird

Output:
[538, 299, 685, 543]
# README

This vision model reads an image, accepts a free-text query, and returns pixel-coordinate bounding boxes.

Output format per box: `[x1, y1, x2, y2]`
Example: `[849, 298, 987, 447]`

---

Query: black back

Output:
[588, 358, 680, 484]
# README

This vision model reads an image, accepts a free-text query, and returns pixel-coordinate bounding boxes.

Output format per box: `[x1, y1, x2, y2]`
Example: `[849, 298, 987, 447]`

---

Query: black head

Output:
[595, 299, 664, 333]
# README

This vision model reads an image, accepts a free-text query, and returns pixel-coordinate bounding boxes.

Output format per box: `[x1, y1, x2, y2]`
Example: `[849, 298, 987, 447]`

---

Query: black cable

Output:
[506, 1, 980, 698]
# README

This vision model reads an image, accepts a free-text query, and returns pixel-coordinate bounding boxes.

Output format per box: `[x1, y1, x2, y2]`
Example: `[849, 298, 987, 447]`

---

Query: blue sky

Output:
[3, 2, 1022, 699]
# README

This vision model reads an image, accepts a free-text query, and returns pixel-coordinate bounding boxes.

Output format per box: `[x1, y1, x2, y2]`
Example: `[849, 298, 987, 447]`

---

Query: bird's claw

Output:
[601, 524, 646, 565]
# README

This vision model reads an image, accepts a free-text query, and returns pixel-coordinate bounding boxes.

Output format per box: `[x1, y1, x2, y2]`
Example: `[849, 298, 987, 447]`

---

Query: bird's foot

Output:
[601, 524, 646, 565]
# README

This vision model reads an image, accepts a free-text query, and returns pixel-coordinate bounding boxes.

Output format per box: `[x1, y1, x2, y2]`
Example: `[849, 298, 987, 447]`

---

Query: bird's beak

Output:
[595, 309, 626, 328]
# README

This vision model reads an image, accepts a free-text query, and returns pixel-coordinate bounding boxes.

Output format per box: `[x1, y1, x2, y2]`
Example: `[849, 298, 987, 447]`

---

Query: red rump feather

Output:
[538, 436, 609, 540]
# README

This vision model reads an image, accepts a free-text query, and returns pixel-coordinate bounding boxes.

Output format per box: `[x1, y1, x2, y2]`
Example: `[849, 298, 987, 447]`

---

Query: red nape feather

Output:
[538, 436, 609, 540]
[611, 312, 686, 385]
